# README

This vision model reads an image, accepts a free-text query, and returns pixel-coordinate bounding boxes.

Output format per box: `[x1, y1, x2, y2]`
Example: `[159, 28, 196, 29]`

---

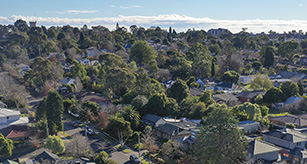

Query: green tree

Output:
[263, 46, 275, 67]
[260, 105, 269, 117]
[298, 80, 304, 96]
[45, 90, 64, 134]
[221, 71, 240, 84]
[82, 101, 100, 114]
[146, 93, 169, 116]
[122, 91, 138, 104]
[189, 102, 208, 119]
[231, 102, 262, 121]
[131, 95, 148, 114]
[107, 116, 133, 146]
[130, 41, 157, 67]
[99, 53, 127, 71]
[278, 41, 299, 61]
[105, 67, 136, 96]
[168, 79, 190, 102]
[0, 133, 13, 158]
[263, 87, 284, 103]
[250, 75, 273, 91]
[44, 135, 65, 154]
[199, 90, 215, 106]
[180, 96, 200, 117]
[280, 81, 299, 100]
[161, 140, 181, 160]
[252, 61, 262, 70]
[117, 105, 140, 130]
[95, 151, 109, 164]
[194, 103, 247, 164]
[14, 19, 29, 32]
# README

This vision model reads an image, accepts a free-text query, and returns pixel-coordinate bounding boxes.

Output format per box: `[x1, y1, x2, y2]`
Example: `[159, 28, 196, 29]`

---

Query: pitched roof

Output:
[269, 114, 307, 127]
[216, 82, 235, 89]
[142, 114, 162, 124]
[236, 91, 265, 99]
[284, 96, 303, 105]
[238, 120, 259, 126]
[263, 129, 307, 143]
[0, 108, 20, 117]
[213, 93, 238, 102]
[279, 71, 296, 79]
[2, 160, 19, 164]
[59, 78, 75, 85]
[249, 140, 282, 155]
[34, 151, 61, 163]
[0, 125, 31, 139]
[189, 88, 204, 96]
[155, 121, 197, 136]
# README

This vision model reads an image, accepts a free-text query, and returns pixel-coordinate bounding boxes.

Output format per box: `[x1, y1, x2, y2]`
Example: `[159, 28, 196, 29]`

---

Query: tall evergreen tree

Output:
[263, 46, 275, 67]
[194, 104, 247, 163]
[298, 80, 304, 96]
[45, 90, 64, 135]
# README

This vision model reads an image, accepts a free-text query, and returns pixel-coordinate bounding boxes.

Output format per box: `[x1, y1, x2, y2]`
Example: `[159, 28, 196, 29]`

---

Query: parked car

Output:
[129, 155, 141, 163]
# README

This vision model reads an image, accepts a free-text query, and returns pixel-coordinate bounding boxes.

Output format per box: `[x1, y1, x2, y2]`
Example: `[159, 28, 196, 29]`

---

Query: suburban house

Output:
[0, 108, 29, 130]
[155, 120, 198, 140]
[26, 150, 61, 164]
[15, 63, 31, 75]
[263, 129, 307, 149]
[207, 28, 229, 36]
[0, 125, 32, 141]
[239, 75, 257, 84]
[59, 78, 76, 86]
[248, 140, 283, 163]
[287, 147, 307, 164]
[238, 120, 260, 134]
[236, 90, 265, 103]
[269, 114, 307, 128]
[162, 80, 175, 89]
[212, 93, 240, 107]
[215, 82, 238, 92]
[189, 88, 204, 96]
[141, 114, 166, 127]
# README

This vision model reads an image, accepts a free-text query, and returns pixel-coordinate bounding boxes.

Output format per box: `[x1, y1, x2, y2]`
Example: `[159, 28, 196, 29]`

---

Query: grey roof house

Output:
[248, 140, 283, 163]
[263, 129, 307, 149]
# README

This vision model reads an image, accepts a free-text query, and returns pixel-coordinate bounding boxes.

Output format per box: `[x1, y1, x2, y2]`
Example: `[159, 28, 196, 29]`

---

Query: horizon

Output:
[1, 0, 307, 33]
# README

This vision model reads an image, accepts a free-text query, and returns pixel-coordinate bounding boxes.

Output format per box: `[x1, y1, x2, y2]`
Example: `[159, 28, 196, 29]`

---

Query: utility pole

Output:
[46, 120, 49, 137]
[138, 132, 140, 157]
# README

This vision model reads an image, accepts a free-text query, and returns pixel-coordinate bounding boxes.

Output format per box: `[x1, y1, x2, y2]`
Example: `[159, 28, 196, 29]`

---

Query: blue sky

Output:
[0, 0, 306, 33]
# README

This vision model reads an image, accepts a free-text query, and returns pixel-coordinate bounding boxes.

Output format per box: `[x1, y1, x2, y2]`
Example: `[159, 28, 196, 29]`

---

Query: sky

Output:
[0, 0, 307, 33]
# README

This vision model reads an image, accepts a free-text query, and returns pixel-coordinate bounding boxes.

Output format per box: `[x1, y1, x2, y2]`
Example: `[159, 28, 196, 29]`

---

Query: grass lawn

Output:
[122, 149, 131, 153]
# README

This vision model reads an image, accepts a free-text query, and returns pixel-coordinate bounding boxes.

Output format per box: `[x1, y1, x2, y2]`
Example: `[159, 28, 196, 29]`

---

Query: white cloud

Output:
[110, 5, 115, 8]
[1, 14, 307, 33]
[120, 5, 142, 9]
[55, 10, 98, 14]
[299, 4, 303, 7]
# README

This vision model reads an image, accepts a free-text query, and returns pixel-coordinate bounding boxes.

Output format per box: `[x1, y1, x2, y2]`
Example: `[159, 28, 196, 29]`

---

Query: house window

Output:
[7, 116, 9, 119]
[297, 142, 301, 146]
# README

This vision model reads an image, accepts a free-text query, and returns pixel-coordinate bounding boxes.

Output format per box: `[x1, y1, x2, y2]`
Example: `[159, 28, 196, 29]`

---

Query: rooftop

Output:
[0, 108, 20, 117]
[249, 140, 282, 155]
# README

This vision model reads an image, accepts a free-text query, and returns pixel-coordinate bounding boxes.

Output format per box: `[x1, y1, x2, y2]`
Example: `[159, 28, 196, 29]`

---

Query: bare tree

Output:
[0, 74, 28, 109]
[67, 133, 93, 157]
[75, 77, 83, 93]
[97, 112, 109, 129]
[142, 126, 159, 153]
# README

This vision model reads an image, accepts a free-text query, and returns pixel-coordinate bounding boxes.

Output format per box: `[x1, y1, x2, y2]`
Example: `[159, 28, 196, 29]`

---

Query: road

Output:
[63, 118, 148, 164]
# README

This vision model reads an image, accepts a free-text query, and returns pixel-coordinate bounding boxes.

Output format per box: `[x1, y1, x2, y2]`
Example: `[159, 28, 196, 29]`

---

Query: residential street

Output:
[62, 117, 151, 164]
